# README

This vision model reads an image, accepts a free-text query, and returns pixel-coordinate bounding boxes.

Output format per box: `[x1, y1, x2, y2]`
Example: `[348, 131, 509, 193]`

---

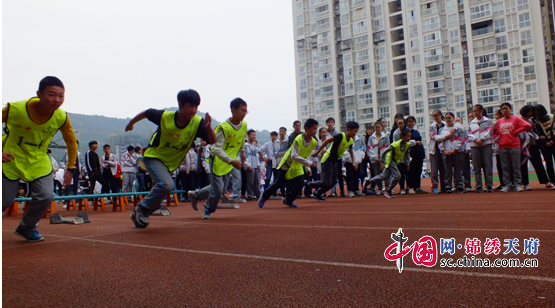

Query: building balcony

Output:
[476, 77, 498, 87]
[426, 70, 444, 78]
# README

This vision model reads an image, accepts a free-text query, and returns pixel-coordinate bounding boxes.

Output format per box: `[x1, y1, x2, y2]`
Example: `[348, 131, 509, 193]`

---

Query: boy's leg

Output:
[529, 145, 549, 184]
[539, 145, 555, 183]
[2, 175, 20, 213]
[370, 163, 383, 190]
[521, 161, 529, 186]
[245, 169, 255, 198]
[21, 175, 54, 230]
[241, 169, 247, 197]
[482, 144, 494, 188]
[262, 169, 285, 200]
[197, 173, 226, 214]
[345, 162, 355, 192]
[443, 155, 453, 191]
[285, 175, 305, 204]
[454, 152, 464, 189]
[386, 162, 400, 191]
[510, 148, 523, 186]
[230, 168, 241, 198]
[499, 149, 512, 188]
[264, 162, 273, 190]
[314, 161, 336, 195]
[462, 153, 471, 189]
[471, 147, 483, 189]
[139, 158, 173, 214]
[336, 160, 345, 195]
[398, 163, 407, 191]
[496, 154, 506, 186]
[254, 169, 261, 197]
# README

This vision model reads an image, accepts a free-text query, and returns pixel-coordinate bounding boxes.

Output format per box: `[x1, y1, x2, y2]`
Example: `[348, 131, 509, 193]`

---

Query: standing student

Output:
[468, 105, 494, 193]
[360, 125, 374, 194]
[367, 121, 390, 195]
[492, 102, 532, 192]
[344, 132, 366, 197]
[259, 119, 319, 208]
[121, 145, 137, 193]
[518, 105, 536, 191]
[492, 109, 506, 189]
[2, 76, 76, 241]
[305, 127, 328, 197]
[405, 116, 427, 195]
[368, 129, 412, 198]
[179, 147, 198, 202]
[258, 131, 279, 191]
[392, 118, 409, 194]
[429, 110, 448, 194]
[244, 130, 261, 200]
[100, 144, 117, 196]
[456, 117, 472, 191]
[438, 112, 466, 193]
[272, 127, 289, 197]
[519, 105, 552, 190]
[324, 117, 345, 197]
[308, 121, 359, 201]
[134, 146, 146, 192]
[534, 104, 555, 189]
[85, 141, 108, 195]
[60, 141, 83, 198]
[197, 140, 211, 188]
[189, 98, 247, 220]
[389, 113, 405, 144]
[125, 89, 216, 228]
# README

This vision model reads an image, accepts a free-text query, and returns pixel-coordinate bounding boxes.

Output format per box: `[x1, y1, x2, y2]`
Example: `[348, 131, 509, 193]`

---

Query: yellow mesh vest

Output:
[277, 134, 317, 180]
[212, 120, 248, 176]
[321, 132, 353, 164]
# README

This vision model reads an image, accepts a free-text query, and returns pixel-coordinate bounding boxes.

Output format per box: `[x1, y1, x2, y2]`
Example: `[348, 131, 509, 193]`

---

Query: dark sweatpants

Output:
[262, 169, 304, 204]
[312, 160, 338, 196]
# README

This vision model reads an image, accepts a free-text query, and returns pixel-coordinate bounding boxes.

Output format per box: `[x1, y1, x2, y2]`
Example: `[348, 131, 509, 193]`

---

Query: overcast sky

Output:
[2, 0, 298, 132]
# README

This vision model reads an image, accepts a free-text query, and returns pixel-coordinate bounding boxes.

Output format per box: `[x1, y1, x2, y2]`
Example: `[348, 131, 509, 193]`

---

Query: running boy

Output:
[189, 98, 248, 219]
[308, 121, 359, 201]
[258, 119, 319, 208]
[368, 129, 412, 198]
[2, 76, 76, 241]
[125, 89, 216, 228]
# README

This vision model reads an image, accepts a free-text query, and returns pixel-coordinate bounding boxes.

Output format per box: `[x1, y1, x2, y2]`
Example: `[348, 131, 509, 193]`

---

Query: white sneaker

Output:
[376, 190, 383, 196]
[201, 213, 211, 220]
[354, 191, 365, 197]
[400, 189, 406, 195]
[348, 191, 355, 198]
[408, 188, 416, 195]
[500, 186, 512, 193]
[515, 186, 524, 192]
[62, 205, 67, 209]
[524, 184, 532, 191]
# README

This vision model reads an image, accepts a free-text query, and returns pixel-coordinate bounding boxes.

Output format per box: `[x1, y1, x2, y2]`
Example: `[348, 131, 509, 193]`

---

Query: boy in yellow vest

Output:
[308, 121, 360, 201]
[2, 76, 77, 241]
[258, 118, 319, 208]
[188, 98, 248, 220]
[125, 89, 216, 228]
[368, 128, 412, 198]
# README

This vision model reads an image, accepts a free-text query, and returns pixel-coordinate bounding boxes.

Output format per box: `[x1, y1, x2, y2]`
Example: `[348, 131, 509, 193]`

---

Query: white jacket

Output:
[367, 132, 390, 163]
[121, 151, 137, 173]
[100, 154, 118, 176]
[468, 116, 494, 148]
[438, 123, 465, 153]
[343, 134, 365, 164]
[428, 121, 447, 155]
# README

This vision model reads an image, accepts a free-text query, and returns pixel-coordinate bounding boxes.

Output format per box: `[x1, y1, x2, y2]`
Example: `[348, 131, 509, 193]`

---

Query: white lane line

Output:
[2, 230, 142, 250]
[265, 210, 555, 215]
[43, 234, 555, 283]
[188, 223, 555, 233]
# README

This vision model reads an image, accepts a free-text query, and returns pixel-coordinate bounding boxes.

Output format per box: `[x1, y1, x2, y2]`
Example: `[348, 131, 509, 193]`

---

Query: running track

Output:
[2, 185, 554, 307]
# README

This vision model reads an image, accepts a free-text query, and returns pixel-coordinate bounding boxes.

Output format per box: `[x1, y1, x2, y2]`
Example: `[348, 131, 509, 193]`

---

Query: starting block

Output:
[50, 212, 90, 225]
[217, 202, 240, 209]
[151, 205, 171, 216]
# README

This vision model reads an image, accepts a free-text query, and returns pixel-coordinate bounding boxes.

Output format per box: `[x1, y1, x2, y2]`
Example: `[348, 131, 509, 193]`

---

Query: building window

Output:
[520, 30, 533, 46]
[475, 54, 497, 69]
[470, 3, 491, 20]
[422, 16, 440, 33]
[413, 70, 422, 83]
[500, 87, 512, 101]
[499, 69, 511, 84]
[526, 83, 538, 98]
[358, 107, 374, 121]
[451, 46, 461, 56]
[519, 13, 531, 28]
[456, 111, 467, 122]
[478, 88, 500, 103]
[357, 93, 373, 106]
[494, 19, 506, 33]
[448, 14, 458, 28]
[524, 66, 536, 80]
[417, 117, 425, 129]
[378, 106, 391, 125]
[412, 55, 421, 67]
[492, 2, 504, 17]
[347, 111, 356, 122]
[452, 62, 463, 75]
[455, 94, 465, 108]
[376, 62, 387, 75]
[415, 101, 424, 114]
[414, 86, 423, 99]
[495, 36, 508, 50]
[375, 46, 386, 60]
[454, 78, 464, 92]
[498, 53, 509, 67]
[517, 0, 529, 11]
[371, 5, 382, 18]
[423, 32, 441, 48]
[408, 10, 416, 23]
[356, 77, 372, 91]
[450, 29, 460, 43]
[522, 48, 534, 63]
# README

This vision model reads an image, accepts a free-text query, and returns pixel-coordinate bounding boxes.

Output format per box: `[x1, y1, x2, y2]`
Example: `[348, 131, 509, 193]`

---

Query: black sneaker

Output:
[340, 192, 346, 198]
[130, 206, 149, 228]
[486, 187, 493, 193]
[14, 225, 44, 242]
[312, 193, 326, 202]
[446, 189, 452, 194]
[328, 193, 337, 198]
[475, 187, 483, 193]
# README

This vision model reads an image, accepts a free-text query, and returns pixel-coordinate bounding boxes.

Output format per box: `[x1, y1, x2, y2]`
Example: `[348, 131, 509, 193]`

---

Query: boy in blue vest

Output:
[258, 118, 319, 208]
[368, 128, 412, 198]
[125, 89, 216, 228]
[2, 76, 77, 241]
[308, 121, 359, 201]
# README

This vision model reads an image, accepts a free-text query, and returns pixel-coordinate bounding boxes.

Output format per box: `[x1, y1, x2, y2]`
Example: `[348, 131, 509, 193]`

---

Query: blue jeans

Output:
[264, 161, 273, 190]
[230, 167, 242, 198]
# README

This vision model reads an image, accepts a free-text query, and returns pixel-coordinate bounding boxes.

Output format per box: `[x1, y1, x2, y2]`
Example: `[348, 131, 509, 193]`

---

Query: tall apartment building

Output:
[292, 0, 555, 148]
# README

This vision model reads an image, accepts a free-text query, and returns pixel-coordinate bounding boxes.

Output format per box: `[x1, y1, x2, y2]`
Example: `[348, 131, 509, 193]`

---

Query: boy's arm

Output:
[312, 137, 335, 156]
[480, 119, 493, 142]
[380, 145, 393, 161]
[349, 147, 358, 170]
[210, 129, 234, 164]
[125, 111, 147, 132]
[59, 116, 78, 170]
[514, 117, 533, 135]
[290, 142, 313, 167]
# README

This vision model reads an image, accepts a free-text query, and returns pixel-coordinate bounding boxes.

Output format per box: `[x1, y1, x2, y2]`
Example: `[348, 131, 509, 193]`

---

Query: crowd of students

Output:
[2, 76, 554, 241]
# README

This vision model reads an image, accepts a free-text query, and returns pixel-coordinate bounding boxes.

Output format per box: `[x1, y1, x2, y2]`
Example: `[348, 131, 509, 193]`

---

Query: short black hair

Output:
[432, 109, 444, 120]
[374, 120, 382, 127]
[326, 117, 335, 124]
[230, 98, 247, 110]
[473, 104, 487, 117]
[293, 120, 301, 126]
[279, 127, 287, 131]
[400, 128, 411, 137]
[38, 76, 64, 93]
[89, 140, 98, 148]
[127, 145, 134, 152]
[103, 144, 110, 149]
[534, 104, 549, 118]
[134, 146, 142, 153]
[247, 129, 256, 136]
[445, 112, 455, 119]
[406, 116, 417, 124]
[500, 102, 512, 110]
[519, 105, 535, 117]
[346, 121, 359, 130]
[47, 149, 52, 154]
[270, 131, 278, 136]
[177, 89, 201, 107]
[304, 118, 319, 129]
